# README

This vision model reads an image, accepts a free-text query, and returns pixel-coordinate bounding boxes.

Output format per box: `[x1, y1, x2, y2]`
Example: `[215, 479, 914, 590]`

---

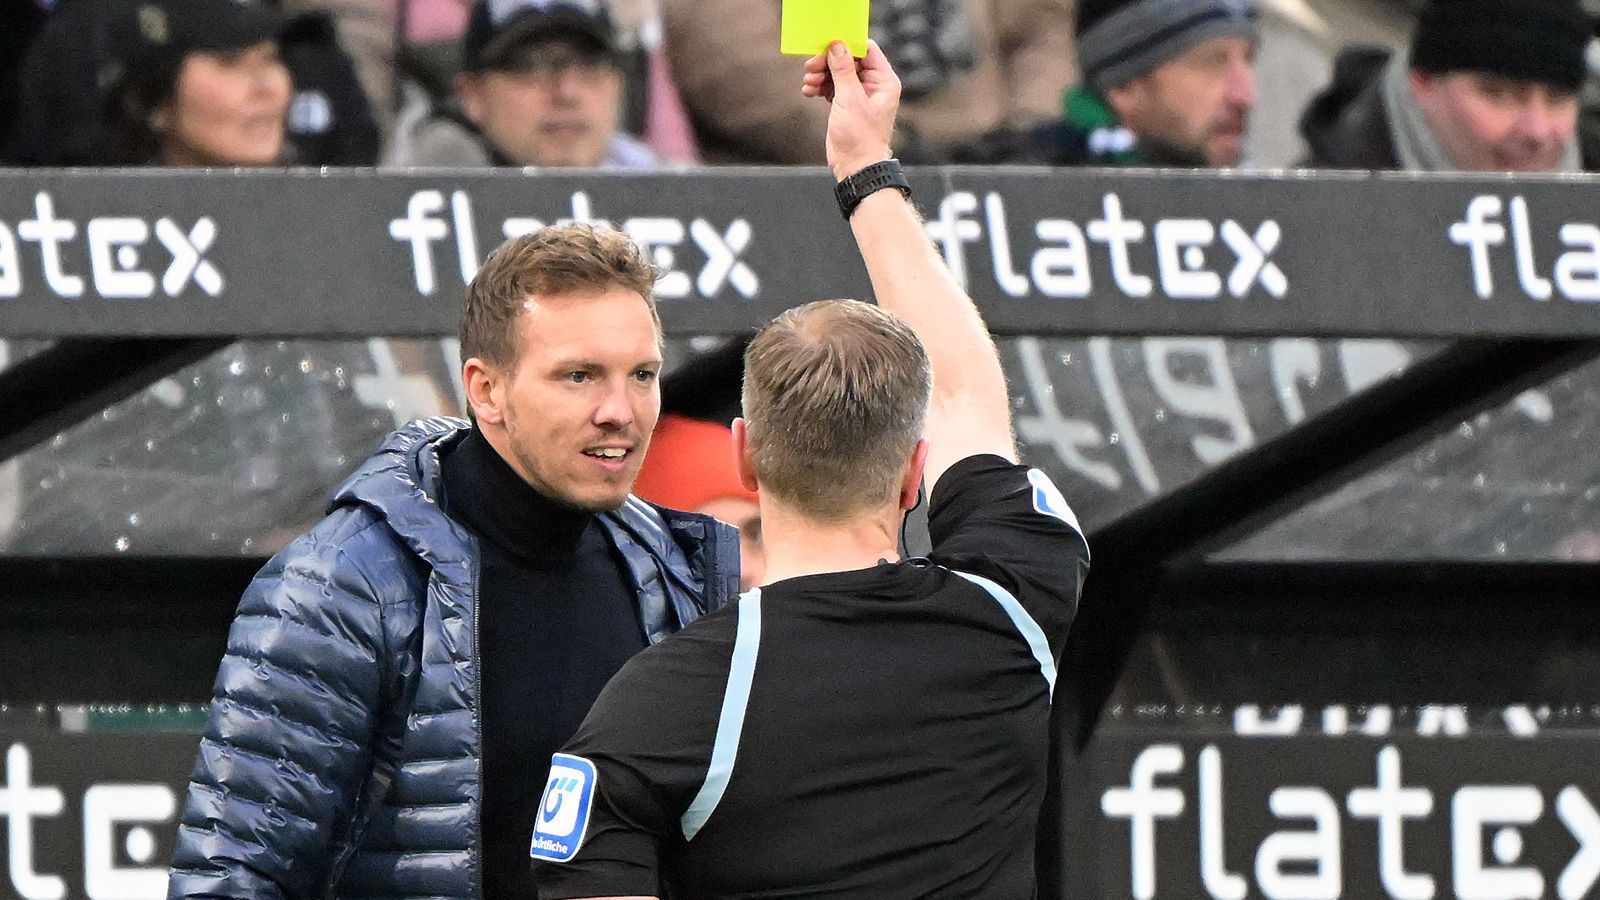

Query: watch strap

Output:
[835, 159, 912, 220]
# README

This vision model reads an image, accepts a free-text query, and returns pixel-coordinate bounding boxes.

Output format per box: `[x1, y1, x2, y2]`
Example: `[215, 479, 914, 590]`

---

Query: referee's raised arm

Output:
[803, 40, 1018, 489]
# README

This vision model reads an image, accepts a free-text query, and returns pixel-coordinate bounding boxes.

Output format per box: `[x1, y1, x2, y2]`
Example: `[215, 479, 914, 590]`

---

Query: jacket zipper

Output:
[468, 539, 486, 900]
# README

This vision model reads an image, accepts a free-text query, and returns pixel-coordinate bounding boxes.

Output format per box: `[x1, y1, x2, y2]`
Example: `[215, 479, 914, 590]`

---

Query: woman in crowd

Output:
[84, 0, 294, 166]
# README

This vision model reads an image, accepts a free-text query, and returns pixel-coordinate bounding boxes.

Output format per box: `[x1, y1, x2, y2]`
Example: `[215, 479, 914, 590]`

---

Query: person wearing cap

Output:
[6, 0, 379, 166]
[633, 414, 766, 590]
[388, 0, 654, 168]
[61, 0, 294, 165]
[912, 0, 1260, 166]
[1300, 0, 1598, 171]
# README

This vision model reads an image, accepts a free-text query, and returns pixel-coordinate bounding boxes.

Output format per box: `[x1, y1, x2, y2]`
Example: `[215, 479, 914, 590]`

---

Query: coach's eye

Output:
[633, 369, 658, 383]
[566, 371, 590, 384]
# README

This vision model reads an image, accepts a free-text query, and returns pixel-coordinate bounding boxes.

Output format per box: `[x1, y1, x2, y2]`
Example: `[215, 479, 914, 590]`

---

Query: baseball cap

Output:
[101, 0, 285, 86]
[463, 0, 620, 71]
[114, 0, 284, 57]
[91, 0, 284, 98]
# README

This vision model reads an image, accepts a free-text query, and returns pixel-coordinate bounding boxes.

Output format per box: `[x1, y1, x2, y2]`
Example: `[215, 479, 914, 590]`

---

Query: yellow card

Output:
[780, 0, 870, 58]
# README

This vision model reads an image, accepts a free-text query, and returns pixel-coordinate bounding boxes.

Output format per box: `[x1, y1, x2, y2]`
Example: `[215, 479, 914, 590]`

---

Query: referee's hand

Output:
[801, 39, 900, 181]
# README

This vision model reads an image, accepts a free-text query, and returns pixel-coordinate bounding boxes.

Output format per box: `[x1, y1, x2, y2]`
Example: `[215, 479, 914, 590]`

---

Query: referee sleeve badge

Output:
[529, 753, 598, 864]
[1028, 468, 1082, 535]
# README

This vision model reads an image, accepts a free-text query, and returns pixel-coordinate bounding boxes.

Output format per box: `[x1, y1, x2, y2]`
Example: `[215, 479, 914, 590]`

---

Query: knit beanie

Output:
[1076, 0, 1259, 94]
[1411, 0, 1592, 91]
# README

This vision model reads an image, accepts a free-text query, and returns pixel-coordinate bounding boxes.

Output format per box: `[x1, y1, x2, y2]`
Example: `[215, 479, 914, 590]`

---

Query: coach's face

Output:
[483, 287, 662, 511]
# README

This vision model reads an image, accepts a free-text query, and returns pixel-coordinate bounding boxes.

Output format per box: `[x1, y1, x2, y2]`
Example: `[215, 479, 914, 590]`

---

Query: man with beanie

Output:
[1300, 0, 1598, 171]
[917, 0, 1259, 166]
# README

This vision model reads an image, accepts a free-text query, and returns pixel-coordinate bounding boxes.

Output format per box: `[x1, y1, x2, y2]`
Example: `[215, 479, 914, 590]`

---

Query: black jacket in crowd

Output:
[1299, 45, 1600, 171]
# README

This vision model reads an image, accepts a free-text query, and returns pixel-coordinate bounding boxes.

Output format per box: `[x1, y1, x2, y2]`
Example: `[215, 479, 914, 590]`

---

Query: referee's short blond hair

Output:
[741, 300, 932, 521]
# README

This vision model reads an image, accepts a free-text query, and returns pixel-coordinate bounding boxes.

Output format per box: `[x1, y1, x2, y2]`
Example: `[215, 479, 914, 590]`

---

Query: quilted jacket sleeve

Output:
[167, 513, 398, 899]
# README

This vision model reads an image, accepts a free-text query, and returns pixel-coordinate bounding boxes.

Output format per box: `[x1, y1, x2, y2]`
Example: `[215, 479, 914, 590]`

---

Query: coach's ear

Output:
[899, 439, 930, 511]
[463, 357, 507, 426]
[731, 418, 760, 492]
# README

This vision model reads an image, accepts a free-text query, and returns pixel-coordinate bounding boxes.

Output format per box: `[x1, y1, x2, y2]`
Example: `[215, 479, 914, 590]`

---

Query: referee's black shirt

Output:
[530, 455, 1090, 899]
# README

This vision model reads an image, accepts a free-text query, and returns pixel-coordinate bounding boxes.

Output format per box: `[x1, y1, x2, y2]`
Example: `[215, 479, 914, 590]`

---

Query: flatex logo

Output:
[389, 189, 758, 300]
[924, 191, 1288, 301]
[1450, 194, 1600, 301]
[0, 193, 223, 300]
[0, 742, 177, 900]
[1101, 743, 1600, 900]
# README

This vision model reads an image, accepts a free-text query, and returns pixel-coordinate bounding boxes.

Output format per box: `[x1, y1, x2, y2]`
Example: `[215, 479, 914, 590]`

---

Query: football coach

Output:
[167, 226, 740, 897]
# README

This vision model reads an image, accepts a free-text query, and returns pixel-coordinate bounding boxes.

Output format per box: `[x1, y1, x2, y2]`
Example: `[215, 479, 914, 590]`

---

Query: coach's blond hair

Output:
[460, 224, 658, 369]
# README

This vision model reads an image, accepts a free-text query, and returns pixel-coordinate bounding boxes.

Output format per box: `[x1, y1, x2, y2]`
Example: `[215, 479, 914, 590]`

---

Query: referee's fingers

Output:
[824, 41, 866, 103]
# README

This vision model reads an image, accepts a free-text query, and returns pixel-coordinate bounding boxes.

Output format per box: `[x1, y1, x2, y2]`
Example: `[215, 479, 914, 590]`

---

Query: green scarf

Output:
[1062, 86, 1141, 165]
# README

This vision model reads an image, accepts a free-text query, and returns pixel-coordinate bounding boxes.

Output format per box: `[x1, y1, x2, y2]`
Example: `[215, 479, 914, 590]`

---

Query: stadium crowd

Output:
[1, 0, 1597, 173]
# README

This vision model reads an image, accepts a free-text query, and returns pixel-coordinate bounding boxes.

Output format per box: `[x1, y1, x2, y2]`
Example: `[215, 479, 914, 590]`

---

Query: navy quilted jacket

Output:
[167, 418, 739, 899]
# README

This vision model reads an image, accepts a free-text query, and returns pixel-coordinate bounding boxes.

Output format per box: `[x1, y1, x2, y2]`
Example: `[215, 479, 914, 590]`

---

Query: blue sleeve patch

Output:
[529, 753, 597, 864]
[1028, 468, 1082, 535]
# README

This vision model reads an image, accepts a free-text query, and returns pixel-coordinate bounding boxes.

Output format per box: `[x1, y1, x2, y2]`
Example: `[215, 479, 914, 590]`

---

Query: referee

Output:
[529, 40, 1089, 899]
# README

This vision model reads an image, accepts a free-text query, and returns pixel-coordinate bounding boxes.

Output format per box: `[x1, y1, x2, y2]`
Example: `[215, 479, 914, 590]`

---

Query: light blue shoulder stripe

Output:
[953, 571, 1057, 700]
[680, 587, 763, 840]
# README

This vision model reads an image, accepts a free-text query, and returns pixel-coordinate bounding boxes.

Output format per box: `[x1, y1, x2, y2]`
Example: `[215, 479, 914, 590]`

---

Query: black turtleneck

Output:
[441, 427, 646, 898]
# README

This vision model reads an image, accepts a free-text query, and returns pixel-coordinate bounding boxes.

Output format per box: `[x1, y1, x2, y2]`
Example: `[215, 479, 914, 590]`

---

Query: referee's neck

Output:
[756, 500, 903, 586]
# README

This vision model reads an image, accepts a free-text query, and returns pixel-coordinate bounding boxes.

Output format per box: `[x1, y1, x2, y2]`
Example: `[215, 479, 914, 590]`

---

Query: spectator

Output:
[383, 0, 702, 164]
[281, 0, 407, 140]
[1083, 0, 1258, 167]
[916, 0, 1259, 166]
[387, 0, 655, 167]
[275, 7, 384, 164]
[1299, 0, 1598, 171]
[81, 0, 295, 166]
[7, 0, 378, 165]
[658, 0, 1075, 164]
[632, 414, 765, 589]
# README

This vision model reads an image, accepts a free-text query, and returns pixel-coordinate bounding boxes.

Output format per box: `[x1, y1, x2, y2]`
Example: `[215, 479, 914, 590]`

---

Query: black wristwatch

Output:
[834, 159, 912, 220]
